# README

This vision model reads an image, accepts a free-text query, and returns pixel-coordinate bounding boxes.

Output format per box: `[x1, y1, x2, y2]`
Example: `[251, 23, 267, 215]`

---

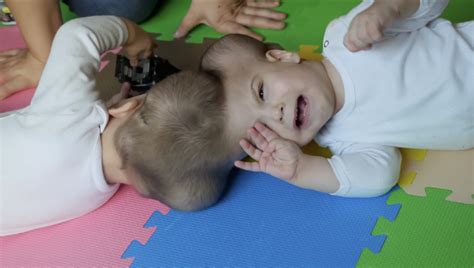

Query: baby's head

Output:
[113, 71, 239, 211]
[200, 34, 337, 146]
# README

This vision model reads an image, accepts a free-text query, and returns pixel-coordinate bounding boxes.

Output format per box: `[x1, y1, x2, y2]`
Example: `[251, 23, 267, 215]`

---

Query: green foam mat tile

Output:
[140, 0, 191, 41]
[358, 187, 474, 267]
[60, 2, 77, 22]
[137, 0, 473, 51]
[140, 0, 359, 51]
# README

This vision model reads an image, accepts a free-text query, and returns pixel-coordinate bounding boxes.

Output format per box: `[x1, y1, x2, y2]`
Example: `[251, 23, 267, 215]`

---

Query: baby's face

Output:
[223, 52, 336, 146]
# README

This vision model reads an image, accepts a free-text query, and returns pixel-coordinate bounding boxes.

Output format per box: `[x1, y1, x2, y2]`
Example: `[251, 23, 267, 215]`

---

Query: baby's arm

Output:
[28, 16, 156, 113]
[235, 123, 340, 193]
[236, 123, 401, 197]
[344, 0, 449, 52]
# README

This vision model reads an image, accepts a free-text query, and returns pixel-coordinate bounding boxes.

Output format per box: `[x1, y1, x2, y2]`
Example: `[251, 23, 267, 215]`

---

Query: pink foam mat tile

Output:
[0, 26, 26, 51]
[0, 186, 169, 267]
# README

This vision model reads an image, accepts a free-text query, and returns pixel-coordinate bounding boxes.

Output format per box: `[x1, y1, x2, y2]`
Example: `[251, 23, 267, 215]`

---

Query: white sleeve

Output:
[28, 16, 129, 114]
[327, 143, 401, 197]
[386, 0, 449, 34]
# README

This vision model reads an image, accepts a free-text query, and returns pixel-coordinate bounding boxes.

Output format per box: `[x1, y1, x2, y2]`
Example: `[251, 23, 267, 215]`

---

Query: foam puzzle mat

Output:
[123, 170, 400, 267]
[1, 0, 473, 267]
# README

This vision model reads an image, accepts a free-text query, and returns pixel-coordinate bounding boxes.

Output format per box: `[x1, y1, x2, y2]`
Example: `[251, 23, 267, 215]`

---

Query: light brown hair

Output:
[114, 71, 235, 211]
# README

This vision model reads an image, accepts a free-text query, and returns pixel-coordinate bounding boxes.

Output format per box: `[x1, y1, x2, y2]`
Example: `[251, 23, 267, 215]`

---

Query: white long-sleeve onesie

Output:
[0, 17, 129, 236]
[316, 0, 474, 197]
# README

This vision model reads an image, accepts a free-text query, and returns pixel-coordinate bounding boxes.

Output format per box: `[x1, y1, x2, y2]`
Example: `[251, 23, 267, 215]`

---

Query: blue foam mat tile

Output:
[126, 169, 400, 266]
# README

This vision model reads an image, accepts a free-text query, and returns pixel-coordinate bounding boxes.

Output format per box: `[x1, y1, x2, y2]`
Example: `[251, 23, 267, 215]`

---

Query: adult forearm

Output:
[6, 0, 62, 63]
[292, 154, 340, 194]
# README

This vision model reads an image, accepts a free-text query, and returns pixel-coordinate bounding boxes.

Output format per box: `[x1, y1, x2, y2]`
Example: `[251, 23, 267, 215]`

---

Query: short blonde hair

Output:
[114, 71, 234, 211]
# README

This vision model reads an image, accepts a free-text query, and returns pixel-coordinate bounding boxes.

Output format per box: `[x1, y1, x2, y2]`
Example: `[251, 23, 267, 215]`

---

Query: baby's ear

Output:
[265, 49, 301, 63]
[108, 98, 141, 118]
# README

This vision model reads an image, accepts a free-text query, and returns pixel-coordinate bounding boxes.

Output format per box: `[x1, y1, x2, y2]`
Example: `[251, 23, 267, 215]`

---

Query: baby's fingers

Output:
[248, 127, 270, 151]
[254, 122, 279, 141]
[234, 160, 261, 172]
[240, 139, 262, 160]
[128, 56, 139, 67]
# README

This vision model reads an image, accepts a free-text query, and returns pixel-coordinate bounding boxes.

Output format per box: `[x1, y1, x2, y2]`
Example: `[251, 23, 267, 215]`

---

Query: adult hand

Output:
[175, 0, 287, 41]
[0, 48, 45, 100]
[235, 122, 302, 180]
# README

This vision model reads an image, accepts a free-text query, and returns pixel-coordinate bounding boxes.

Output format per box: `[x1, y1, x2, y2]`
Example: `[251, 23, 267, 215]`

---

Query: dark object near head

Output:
[115, 54, 180, 92]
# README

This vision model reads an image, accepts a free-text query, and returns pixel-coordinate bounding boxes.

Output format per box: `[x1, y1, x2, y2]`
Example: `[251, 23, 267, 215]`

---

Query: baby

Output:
[0, 17, 236, 236]
[200, 0, 473, 197]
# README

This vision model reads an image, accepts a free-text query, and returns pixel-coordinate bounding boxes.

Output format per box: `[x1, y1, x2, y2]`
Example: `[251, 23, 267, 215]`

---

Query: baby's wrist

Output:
[375, 0, 419, 20]
[121, 18, 137, 46]
[291, 152, 308, 182]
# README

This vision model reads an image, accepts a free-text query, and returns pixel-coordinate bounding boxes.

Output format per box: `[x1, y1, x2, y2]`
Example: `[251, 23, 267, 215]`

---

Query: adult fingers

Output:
[241, 6, 287, 21]
[217, 21, 263, 41]
[0, 76, 27, 100]
[246, 0, 280, 8]
[0, 48, 22, 57]
[236, 12, 285, 29]
[174, 9, 201, 38]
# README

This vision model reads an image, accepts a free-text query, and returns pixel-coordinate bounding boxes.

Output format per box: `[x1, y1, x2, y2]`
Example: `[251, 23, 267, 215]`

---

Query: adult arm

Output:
[5, 0, 62, 63]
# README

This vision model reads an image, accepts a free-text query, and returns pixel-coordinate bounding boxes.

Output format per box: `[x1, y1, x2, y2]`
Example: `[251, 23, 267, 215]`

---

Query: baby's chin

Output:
[296, 131, 318, 146]
[286, 134, 311, 147]
[297, 138, 312, 147]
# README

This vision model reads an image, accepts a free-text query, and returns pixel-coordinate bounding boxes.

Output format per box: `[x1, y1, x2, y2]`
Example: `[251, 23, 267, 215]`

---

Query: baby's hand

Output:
[234, 122, 302, 181]
[344, 3, 396, 52]
[121, 18, 158, 66]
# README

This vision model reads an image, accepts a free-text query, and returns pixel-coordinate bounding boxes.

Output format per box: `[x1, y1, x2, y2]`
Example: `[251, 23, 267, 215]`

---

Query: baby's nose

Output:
[273, 103, 284, 122]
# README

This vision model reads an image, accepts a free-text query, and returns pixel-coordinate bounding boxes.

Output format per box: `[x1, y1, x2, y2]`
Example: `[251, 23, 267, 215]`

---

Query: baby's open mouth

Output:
[295, 95, 308, 129]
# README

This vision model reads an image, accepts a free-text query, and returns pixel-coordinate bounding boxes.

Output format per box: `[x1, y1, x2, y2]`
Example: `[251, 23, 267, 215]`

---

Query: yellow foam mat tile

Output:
[400, 148, 474, 204]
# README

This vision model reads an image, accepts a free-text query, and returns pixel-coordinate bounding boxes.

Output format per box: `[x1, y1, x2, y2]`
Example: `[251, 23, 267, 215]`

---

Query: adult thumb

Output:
[174, 12, 200, 38]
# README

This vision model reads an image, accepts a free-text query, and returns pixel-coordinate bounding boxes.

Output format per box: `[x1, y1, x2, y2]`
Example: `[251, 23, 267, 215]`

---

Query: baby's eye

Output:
[258, 82, 265, 101]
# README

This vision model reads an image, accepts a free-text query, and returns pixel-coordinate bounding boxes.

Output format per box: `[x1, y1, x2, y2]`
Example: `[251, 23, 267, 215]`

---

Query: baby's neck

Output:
[101, 126, 130, 185]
